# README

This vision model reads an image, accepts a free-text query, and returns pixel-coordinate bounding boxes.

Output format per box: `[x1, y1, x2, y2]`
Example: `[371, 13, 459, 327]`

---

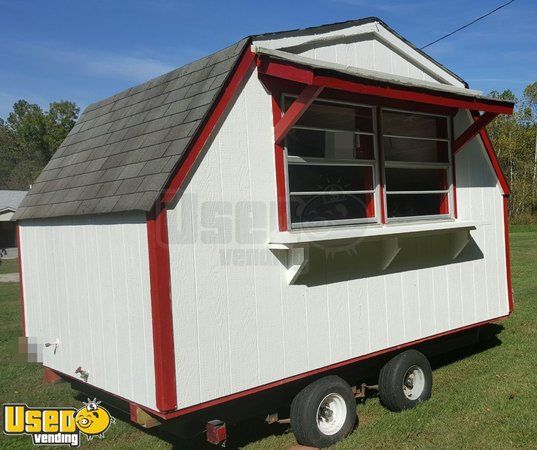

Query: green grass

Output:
[1, 227, 537, 448]
[511, 224, 537, 234]
[0, 258, 18, 274]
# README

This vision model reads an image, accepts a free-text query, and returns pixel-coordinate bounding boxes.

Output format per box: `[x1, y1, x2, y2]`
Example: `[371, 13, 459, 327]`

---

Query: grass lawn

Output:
[1, 227, 536, 449]
[0, 258, 18, 275]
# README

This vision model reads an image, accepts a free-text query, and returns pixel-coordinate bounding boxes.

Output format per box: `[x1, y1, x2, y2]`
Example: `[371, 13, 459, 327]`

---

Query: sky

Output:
[0, 0, 535, 119]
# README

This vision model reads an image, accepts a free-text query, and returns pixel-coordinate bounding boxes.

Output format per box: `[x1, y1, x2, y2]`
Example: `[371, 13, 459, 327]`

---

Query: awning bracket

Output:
[453, 112, 497, 154]
[274, 85, 324, 144]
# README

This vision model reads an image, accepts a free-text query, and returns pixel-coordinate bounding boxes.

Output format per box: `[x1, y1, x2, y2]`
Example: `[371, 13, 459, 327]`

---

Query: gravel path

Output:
[0, 273, 19, 283]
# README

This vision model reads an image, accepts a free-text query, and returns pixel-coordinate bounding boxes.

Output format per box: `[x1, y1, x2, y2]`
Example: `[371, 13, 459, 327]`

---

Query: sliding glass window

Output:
[281, 96, 454, 229]
[381, 109, 453, 220]
[283, 96, 378, 228]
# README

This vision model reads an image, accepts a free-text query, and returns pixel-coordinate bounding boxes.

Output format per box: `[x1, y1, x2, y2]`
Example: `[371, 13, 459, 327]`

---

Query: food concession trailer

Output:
[15, 17, 514, 447]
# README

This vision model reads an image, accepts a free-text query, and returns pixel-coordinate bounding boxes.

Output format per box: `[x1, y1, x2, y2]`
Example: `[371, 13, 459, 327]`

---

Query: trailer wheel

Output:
[378, 349, 432, 412]
[290, 376, 356, 448]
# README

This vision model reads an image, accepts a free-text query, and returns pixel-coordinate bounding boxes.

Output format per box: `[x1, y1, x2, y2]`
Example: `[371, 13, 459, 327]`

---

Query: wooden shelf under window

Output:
[269, 220, 486, 284]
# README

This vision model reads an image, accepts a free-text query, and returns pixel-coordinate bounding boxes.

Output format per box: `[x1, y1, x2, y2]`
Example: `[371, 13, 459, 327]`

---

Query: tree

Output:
[0, 100, 79, 190]
[520, 82, 537, 192]
[6, 99, 79, 162]
[488, 82, 537, 220]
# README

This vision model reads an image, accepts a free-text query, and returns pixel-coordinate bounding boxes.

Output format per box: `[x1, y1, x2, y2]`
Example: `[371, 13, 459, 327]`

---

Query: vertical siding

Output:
[454, 110, 509, 320]
[20, 213, 157, 410]
[167, 72, 510, 409]
[295, 36, 441, 84]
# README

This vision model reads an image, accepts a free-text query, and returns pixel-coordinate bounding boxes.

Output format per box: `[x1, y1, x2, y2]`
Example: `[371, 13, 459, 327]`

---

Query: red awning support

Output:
[274, 85, 324, 144]
[453, 111, 497, 154]
[256, 56, 514, 115]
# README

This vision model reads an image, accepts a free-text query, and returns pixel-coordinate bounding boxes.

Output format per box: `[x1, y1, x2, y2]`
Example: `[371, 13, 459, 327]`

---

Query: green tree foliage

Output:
[0, 100, 79, 190]
[488, 83, 537, 221]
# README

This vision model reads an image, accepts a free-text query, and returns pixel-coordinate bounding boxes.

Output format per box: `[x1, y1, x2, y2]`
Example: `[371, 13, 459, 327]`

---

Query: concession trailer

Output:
[15, 17, 515, 447]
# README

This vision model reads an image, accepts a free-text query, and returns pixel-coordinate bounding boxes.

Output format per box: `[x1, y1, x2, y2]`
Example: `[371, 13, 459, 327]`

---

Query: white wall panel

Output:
[166, 73, 510, 410]
[253, 21, 465, 86]
[305, 282, 331, 369]
[20, 213, 157, 410]
[291, 36, 440, 84]
[259, 31, 443, 84]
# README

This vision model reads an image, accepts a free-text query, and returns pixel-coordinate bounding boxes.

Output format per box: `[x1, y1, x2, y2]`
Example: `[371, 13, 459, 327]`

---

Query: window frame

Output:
[380, 107, 454, 223]
[282, 94, 382, 229]
[280, 94, 455, 230]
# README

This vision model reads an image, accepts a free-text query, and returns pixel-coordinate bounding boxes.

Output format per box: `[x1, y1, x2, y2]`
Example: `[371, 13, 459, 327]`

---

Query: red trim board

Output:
[139, 314, 511, 420]
[16, 225, 26, 336]
[274, 85, 323, 144]
[146, 204, 177, 412]
[476, 122, 511, 196]
[503, 196, 514, 313]
[148, 46, 256, 411]
[257, 57, 514, 115]
[263, 78, 460, 227]
[267, 81, 289, 231]
[43, 367, 63, 384]
[162, 49, 257, 205]
[450, 117, 458, 219]
[453, 112, 497, 153]
[42, 313, 509, 422]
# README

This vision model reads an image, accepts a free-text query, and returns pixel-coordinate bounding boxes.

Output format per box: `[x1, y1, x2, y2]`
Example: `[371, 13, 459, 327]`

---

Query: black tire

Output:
[290, 375, 356, 448]
[378, 349, 432, 412]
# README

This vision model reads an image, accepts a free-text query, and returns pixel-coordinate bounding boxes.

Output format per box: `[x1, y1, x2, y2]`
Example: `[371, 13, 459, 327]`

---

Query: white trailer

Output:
[15, 17, 514, 447]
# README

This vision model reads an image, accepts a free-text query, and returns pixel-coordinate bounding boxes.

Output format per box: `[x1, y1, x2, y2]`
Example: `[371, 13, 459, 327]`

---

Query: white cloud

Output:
[57, 50, 176, 83]
[327, 0, 424, 12]
[1, 39, 179, 83]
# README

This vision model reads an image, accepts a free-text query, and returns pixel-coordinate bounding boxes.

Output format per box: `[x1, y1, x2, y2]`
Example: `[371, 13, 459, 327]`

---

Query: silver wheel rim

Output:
[403, 365, 426, 400]
[316, 393, 347, 436]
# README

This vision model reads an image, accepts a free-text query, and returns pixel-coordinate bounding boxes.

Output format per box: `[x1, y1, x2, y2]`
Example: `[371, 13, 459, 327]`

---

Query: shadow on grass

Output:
[428, 323, 504, 371]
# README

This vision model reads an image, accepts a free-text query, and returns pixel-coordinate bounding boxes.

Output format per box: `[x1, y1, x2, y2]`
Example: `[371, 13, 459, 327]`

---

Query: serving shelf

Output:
[269, 220, 485, 283]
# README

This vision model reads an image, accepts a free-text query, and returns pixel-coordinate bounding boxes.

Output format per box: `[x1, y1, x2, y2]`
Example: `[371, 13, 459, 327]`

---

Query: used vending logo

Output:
[3, 398, 115, 446]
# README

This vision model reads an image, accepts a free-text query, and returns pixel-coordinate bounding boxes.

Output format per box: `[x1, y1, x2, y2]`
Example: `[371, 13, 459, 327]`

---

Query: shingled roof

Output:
[14, 39, 249, 220]
[15, 17, 471, 221]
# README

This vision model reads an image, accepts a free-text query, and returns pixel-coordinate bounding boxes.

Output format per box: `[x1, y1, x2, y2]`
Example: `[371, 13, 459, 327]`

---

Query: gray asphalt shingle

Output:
[14, 38, 249, 220]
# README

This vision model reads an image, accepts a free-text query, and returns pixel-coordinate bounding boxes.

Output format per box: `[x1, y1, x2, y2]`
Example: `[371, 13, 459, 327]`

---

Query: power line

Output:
[420, 0, 516, 50]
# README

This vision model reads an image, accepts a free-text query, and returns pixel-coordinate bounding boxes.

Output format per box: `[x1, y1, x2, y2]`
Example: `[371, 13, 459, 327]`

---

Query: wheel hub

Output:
[320, 406, 333, 420]
[316, 393, 347, 436]
[402, 365, 425, 400]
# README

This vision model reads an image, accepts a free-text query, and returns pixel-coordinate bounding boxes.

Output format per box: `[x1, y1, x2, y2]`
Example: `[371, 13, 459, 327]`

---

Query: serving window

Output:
[382, 109, 452, 221]
[284, 97, 378, 228]
[282, 96, 454, 229]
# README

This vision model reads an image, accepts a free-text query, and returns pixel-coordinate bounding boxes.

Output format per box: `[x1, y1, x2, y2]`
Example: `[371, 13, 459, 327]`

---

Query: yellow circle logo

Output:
[75, 399, 113, 439]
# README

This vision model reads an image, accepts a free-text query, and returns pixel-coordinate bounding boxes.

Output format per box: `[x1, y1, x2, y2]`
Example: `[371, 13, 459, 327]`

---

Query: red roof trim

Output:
[471, 111, 511, 196]
[162, 48, 256, 205]
[257, 57, 514, 115]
